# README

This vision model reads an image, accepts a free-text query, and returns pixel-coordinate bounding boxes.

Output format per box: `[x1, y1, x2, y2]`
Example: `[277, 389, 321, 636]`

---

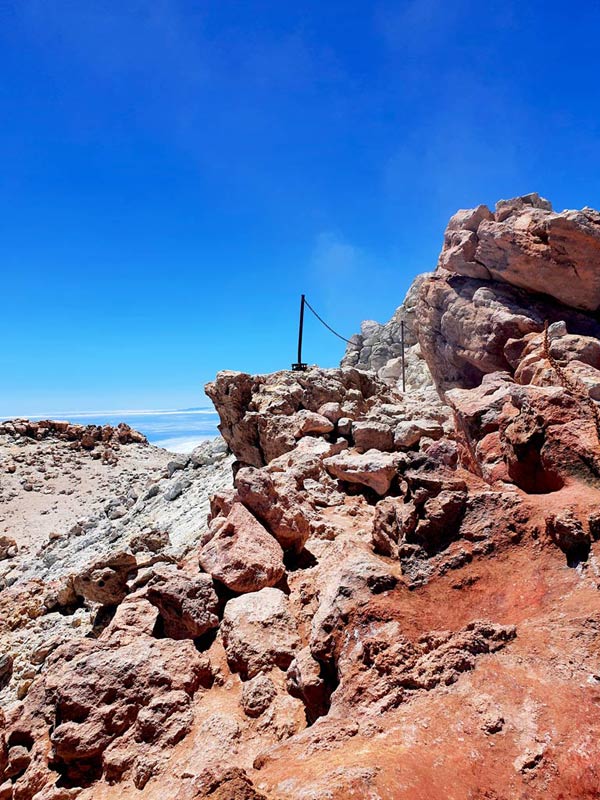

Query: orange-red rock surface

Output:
[2, 195, 600, 800]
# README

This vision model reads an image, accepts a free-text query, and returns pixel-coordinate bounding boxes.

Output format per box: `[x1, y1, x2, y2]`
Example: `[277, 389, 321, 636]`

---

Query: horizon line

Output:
[1, 407, 218, 421]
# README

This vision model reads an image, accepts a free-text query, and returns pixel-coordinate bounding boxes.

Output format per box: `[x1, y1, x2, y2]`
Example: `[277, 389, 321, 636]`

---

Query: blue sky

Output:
[2, 0, 600, 415]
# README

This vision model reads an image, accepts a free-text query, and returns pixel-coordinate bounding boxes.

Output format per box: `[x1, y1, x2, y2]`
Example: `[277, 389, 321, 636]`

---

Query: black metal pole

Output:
[297, 294, 305, 364]
[400, 319, 406, 392]
[292, 294, 308, 371]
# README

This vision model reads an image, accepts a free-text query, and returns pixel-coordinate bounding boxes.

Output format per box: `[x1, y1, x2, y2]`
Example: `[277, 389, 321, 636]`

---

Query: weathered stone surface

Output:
[199, 503, 285, 593]
[372, 496, 418, 558]
[448, 374, 600, 490]
[72, 551, 137, 605]
[286, 647, 329, 723]
[545, 510, 591, 563]
[342, 274, 434, 392]
[0, 654, 13, 691]
[173, 766, 268, 799]
[0, 536, 17, 561]
[146, 568, 219, 639]
[310, 552, 398, 664]
[206, 367, 386, 467]
[438, 194, 600, 311]
[240, 673, 277, 718]
[416, 273, 600, 394]
[221, 588, 300, 679]
[332, 618, 517, 713]
[235, 467, 312, 553]
[323, 450, 401, 495]
[1, 626, 213, 797]
[394, 419, 443, 449]
[352, 419, 395, 452]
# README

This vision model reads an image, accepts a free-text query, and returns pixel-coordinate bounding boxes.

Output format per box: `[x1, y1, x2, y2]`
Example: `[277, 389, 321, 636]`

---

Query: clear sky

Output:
[2, 1, 600, 416]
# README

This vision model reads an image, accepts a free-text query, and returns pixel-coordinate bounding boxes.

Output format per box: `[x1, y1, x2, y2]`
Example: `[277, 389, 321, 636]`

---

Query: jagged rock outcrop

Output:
[438, 193, 600, 310]
[341, 274, 434, 391]
[414, 195, 600, 394]
[0, 419, 146, 463]
[205, 367, 388, 468]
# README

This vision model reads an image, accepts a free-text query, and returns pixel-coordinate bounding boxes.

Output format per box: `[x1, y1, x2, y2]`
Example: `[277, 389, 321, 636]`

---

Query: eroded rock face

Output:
[341, 275, 434, 392]
[205, 367, 386, 468]
[415, 273, 600, 395]
[438, 194, 600, 311]
[414, 197, 600, 395]
[447, 374, 600, 491]
[72, 552, 137, 606]
[1, 615, 213, 797]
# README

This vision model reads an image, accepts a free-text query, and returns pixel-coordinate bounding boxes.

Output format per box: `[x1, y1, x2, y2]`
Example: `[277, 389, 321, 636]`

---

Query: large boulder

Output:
[235, 466, 312, 553]
[146, 569, 220, 639]
[199, 503, 285, 593]
[220, 588, 300, 679]
[323, 450, 402, 496]
[412, 196, 600, 395]
[438, 194, 600, 311]
[2, 624, 213, 796]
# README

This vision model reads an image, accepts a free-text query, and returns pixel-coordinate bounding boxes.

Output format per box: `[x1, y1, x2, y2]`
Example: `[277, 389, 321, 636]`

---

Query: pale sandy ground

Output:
[0, 435, 173, 551]
[0, 429, 234, 705]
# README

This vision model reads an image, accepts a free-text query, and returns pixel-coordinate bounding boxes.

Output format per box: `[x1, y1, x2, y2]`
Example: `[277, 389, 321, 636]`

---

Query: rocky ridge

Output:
[2, 195, 600, 799]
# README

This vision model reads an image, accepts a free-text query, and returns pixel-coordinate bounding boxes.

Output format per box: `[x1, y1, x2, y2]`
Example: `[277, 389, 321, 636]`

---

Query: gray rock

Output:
[167, 455, 190, 477]
[164, 481, 185, 501]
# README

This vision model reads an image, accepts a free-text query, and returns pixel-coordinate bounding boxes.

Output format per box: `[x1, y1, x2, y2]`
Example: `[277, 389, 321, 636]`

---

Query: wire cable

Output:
[303, 297, 356, 345]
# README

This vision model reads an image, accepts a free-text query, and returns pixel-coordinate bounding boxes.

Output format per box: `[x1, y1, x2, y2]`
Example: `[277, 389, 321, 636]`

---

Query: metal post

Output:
[292, 294, 308, 371]
[400, 319, 406, 392]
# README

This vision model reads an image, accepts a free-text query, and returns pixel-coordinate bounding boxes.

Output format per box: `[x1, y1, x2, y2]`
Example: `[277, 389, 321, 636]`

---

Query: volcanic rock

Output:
[323, 450, 401, 495]
[438, 194, 600, 311]
[221, 588, 300, 679]
[146, 568, 220, 639]
[72, 551, 137, 605]
[0, 537, 17, 561]
[240, 673, 277, 718]
[199, 503, 285, 593]
[7, 195, 600, 800]
[235, 467, 312, 553]
[205, 367, 386, 467]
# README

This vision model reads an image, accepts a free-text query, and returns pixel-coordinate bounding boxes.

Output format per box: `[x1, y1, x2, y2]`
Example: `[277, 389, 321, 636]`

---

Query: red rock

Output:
[199, 503, 285, 593]
[323, 450, 401, 495]
[439, 194, 600, 311]
[221, 588, 300, 679]
[235, 467, 312, 553]
[286, 646, 329, 723]
[72, 551, 137, 605]
[146, 568, 220, 639]
[240, 673, 277, 718]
